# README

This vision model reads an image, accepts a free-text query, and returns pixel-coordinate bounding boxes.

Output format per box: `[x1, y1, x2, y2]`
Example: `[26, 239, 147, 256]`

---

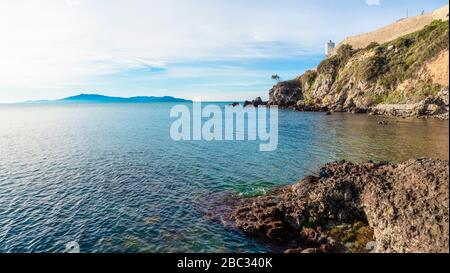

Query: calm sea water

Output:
[0, 103, 448, 253]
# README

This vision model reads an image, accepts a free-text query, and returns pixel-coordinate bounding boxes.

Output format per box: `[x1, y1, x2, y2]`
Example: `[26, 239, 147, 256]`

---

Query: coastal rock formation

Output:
[252, 97, 265, 107]
[230, 159, 449, 253]
[268, 80, 302, 107]
[267, 16, 449, 119]
[244, 97, 267, 107]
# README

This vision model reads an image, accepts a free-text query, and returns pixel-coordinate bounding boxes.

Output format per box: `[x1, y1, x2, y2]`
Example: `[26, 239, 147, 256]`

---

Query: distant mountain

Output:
[26, 94, 191, 103]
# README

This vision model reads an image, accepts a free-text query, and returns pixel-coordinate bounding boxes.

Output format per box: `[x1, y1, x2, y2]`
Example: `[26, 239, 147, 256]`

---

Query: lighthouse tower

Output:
[325, 40, 335, 57]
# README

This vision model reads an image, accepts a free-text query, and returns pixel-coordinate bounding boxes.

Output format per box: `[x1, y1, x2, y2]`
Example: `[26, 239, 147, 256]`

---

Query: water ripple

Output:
[0, 103, 448, 252]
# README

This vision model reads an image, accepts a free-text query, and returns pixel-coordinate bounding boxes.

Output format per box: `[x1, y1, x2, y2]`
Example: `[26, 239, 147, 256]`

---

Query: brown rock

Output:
[229, 159, 449, 253]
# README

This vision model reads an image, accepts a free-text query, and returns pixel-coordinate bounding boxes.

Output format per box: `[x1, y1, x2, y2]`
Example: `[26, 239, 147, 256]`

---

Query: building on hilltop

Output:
[325, 40, 335, 57]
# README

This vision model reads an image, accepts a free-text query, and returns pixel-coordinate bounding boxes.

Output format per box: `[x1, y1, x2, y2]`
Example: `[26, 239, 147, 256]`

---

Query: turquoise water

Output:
[0, 103, 448, 253]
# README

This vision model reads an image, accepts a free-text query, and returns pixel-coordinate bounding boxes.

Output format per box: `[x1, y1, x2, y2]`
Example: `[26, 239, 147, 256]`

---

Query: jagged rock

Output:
[244, 97, 267, 107]
[268, 80, 302, 107]
[437, 88, 449, 106]
[296, 100, 306, 110]
[230, 159, 449, 253]
[252, 97, 262, 107]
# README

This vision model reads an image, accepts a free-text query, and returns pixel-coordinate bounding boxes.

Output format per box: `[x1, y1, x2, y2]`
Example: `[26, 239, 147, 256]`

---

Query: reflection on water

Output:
[320, 114, 448, 162]
[0, 104, 448, 253]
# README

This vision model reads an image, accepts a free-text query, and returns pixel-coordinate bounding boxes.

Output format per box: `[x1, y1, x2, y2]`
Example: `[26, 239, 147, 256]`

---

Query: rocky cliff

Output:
[268, 18, 449, 119]
[230, 159, 449, 253]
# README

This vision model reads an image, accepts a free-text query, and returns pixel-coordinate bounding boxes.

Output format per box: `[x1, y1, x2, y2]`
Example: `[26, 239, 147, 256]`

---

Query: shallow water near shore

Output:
[0, 103, 448, 253]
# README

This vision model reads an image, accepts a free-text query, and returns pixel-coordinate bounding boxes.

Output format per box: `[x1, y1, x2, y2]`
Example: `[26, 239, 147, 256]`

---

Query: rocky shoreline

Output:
[240, 84, 449, 120]
[228, 159, 449, 253]
[242, 87, 449, 120]
[263, 86, 449, 120]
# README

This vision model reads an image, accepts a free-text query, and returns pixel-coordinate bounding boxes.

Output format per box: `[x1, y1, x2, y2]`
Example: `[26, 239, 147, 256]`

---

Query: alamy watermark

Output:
[169, 100, 278, 152]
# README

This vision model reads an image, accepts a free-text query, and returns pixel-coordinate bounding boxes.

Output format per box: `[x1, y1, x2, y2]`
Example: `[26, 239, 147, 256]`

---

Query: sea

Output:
[0, 103, 448, 252]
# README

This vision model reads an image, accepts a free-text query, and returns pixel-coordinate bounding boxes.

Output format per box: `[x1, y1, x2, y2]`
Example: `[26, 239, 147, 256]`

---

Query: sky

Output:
[0, 0, 448, 102]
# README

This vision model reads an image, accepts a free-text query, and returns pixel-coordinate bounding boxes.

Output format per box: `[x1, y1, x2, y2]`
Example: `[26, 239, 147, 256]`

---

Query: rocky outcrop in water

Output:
[268, 80, 303, 107]
[267, 19, 449, 119]
[230, 159, 449, 253]
[244, 97, 267, 108]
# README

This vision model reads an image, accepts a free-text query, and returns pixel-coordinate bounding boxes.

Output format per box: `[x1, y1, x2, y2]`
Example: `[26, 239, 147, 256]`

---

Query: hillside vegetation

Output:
[268, 19, 449, 118]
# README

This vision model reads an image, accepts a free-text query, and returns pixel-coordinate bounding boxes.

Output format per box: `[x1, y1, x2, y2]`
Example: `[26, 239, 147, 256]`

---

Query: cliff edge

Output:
[267, 7, 449, 119]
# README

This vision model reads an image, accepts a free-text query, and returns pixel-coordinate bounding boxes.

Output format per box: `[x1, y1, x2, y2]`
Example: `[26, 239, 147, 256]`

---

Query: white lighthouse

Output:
[325, 40, 335, 57]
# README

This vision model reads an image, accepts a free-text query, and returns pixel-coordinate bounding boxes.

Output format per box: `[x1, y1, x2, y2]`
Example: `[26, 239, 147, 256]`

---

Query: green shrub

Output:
[317, 44, 357, 81]
[336, 44, 355, 61]
[361, 55, 387, 81]
[300, 70, 318, 87]
[370, 92, 389, 105]
[317, 56, 341, 79]
[365, 42, 380, 50]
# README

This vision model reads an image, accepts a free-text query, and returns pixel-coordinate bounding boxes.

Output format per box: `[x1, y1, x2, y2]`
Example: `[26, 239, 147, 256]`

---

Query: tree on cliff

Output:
[271, 74, 281, 82]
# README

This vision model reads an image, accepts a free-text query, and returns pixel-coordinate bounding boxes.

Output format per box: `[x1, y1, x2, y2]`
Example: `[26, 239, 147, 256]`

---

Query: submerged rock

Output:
[229, 159, 449, 253]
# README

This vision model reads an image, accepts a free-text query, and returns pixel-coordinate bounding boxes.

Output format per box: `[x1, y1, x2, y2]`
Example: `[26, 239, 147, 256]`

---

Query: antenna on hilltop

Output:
[406, 8, 409, 18]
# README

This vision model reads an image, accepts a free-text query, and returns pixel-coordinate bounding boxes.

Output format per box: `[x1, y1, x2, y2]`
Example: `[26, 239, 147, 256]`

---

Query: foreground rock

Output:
[230, 159, 449, 253]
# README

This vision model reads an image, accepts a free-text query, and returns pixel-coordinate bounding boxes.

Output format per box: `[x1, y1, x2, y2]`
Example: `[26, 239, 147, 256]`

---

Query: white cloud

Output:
[1, 0, 420, 96]
[366, 0, 381, 6]
[0, 0, 348, 90]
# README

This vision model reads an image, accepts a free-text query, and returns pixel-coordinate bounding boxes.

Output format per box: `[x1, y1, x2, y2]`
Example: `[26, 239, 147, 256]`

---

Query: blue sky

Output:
[0, 0, 448, 102]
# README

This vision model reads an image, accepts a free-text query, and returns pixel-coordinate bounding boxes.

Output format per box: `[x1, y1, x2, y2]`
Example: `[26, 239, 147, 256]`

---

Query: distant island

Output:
[25, 94, 192, 104]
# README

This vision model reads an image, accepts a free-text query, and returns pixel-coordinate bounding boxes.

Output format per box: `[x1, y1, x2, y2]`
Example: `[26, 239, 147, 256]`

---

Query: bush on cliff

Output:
[317, 44, 356, 81]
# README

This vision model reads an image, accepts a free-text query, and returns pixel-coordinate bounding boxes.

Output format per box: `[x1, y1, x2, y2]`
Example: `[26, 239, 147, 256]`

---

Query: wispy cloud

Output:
[366, 0, 381, 6]
[0, 0, 322, 89]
